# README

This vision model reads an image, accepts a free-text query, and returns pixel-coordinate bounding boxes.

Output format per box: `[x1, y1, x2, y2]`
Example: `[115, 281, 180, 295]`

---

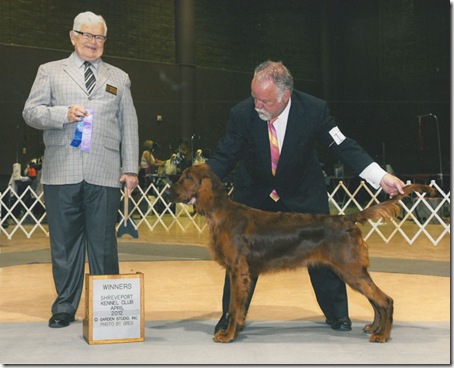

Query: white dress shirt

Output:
[269, 98, 386, 189]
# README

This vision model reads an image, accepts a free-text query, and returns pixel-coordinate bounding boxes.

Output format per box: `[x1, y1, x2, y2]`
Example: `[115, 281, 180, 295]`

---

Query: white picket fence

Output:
[0, 178, 450, 245]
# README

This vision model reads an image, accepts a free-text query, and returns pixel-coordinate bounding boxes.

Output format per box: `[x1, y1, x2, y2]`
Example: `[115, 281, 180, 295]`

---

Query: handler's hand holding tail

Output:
[380, 173, 406, 199]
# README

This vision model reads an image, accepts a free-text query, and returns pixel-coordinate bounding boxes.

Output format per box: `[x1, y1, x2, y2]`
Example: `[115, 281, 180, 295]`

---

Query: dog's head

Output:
[166, 163, 225, 214]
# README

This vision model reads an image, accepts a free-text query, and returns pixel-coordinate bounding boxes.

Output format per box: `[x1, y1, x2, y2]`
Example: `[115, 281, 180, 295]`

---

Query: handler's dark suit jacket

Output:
[208, 90, 375, 214]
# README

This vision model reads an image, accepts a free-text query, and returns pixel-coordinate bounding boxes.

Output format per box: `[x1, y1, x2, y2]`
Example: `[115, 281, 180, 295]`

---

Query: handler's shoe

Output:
[48, 312, 75, 328]
[326, 316, 352, 331]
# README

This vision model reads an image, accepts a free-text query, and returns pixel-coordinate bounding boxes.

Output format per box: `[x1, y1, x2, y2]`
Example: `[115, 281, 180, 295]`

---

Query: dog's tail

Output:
[346, 184, 436, 224]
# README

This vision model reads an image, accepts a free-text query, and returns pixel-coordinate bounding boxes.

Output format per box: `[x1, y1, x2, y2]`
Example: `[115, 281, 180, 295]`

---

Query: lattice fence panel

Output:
[1, 179, 450, 245]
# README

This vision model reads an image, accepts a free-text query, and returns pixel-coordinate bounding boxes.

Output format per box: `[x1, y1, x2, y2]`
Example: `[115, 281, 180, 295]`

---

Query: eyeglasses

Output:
[73, 30, 107, 43]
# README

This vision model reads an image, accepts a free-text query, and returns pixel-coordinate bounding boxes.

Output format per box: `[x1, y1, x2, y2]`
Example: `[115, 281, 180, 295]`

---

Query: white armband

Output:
[329, 126, 346, 145]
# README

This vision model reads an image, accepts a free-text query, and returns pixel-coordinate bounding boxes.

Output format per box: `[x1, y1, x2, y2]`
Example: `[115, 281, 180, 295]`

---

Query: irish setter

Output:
[166, 163, 434, 343]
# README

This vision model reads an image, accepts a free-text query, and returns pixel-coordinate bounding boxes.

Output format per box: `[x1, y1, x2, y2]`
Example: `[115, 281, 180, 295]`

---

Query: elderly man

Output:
[23, 11, 139, 328]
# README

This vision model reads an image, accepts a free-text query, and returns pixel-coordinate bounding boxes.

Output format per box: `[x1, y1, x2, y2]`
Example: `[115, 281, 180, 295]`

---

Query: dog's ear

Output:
[196, 177, 214, 215]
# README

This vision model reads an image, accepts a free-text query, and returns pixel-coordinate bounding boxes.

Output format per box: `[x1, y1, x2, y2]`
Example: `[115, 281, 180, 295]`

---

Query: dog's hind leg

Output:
[213, 261, 251, 343]
[337, 265, 393, 342]
[363, 296, 381, 334]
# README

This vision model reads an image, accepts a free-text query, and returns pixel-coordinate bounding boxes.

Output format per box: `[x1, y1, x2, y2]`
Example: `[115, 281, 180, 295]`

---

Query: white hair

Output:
[73, 11, 107, 35]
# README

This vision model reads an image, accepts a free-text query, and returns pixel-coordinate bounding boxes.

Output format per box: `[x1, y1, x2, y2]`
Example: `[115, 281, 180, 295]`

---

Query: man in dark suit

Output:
[207, 60, 405, 333]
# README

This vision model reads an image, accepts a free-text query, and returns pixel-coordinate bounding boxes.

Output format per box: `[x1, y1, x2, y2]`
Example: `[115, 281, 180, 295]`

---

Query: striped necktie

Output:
[268, 118, 280, 201]
[84, 61, 96, 94]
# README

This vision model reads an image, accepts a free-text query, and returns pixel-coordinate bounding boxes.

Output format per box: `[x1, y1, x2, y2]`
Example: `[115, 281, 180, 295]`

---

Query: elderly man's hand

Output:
[67, 104, 88, 123]
[120, 174, 139, 197]
[380, 173, 406, 198]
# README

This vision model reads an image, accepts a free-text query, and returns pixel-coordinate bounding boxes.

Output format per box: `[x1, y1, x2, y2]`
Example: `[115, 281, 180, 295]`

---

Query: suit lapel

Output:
[93, 61, 109, 95]
[63, 56, 109, 96]
[63, 56, 86, 93]
[277, 103, 306, 175]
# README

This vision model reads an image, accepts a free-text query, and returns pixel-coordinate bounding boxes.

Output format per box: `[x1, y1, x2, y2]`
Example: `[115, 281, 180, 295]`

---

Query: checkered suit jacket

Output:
[23, 52, 139, 188]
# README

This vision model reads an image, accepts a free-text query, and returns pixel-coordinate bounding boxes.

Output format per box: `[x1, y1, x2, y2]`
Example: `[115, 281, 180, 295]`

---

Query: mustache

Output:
[255, 108, 271, 120]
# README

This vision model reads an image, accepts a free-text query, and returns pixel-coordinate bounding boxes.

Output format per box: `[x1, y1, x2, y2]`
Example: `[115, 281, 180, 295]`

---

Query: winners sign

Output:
[83, 273, 144, 344]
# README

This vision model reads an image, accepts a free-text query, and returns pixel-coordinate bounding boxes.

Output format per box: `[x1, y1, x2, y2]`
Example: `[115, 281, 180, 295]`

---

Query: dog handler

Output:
[207, 60, 405, 333]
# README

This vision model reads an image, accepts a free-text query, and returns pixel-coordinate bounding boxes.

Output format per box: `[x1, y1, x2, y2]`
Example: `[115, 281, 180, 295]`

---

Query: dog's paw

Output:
[362, 324, 372, 334]
[362, 323, 379, 334]
[213, 330, 236, 343]
[369, 333, 389, 343]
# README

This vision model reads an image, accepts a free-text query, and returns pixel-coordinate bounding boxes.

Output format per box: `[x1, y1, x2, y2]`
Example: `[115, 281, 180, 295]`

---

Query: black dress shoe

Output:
[214, 313, 229, 333]
[48, 313, 74, 328]
[325, 316, 352, 331]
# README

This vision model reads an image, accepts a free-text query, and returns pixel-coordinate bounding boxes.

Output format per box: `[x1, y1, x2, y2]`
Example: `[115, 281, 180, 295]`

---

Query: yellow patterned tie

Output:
[268, 118, 280, 201]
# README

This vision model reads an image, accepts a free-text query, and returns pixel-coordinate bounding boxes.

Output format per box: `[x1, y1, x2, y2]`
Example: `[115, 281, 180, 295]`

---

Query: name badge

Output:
[106, 84, 118, 95]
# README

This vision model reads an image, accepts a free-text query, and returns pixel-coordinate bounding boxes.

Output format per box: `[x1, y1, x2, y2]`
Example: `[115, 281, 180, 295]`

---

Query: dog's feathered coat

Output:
[167, 163, 434, 343]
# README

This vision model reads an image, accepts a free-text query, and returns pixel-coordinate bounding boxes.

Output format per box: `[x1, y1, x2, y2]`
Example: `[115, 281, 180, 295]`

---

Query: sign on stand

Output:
[83, 272, 144, 344]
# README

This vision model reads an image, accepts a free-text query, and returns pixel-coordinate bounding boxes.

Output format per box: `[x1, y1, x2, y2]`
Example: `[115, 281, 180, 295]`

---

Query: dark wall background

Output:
[0, 0, 450, 189]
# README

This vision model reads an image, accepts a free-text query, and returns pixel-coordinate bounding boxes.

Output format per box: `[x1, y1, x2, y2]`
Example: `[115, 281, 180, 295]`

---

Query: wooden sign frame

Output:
[83, 272, 144, 344]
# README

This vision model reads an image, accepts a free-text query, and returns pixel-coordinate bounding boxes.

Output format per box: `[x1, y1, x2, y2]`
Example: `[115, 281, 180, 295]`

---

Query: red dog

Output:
[167, 163, 434, 343]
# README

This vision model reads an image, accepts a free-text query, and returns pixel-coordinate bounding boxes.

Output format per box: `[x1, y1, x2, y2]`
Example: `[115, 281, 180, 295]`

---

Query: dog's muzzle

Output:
[165, 187, 197, 205]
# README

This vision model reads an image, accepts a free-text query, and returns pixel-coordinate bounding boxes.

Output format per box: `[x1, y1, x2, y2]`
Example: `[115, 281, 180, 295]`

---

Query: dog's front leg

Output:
[213, 265, 251, 343]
